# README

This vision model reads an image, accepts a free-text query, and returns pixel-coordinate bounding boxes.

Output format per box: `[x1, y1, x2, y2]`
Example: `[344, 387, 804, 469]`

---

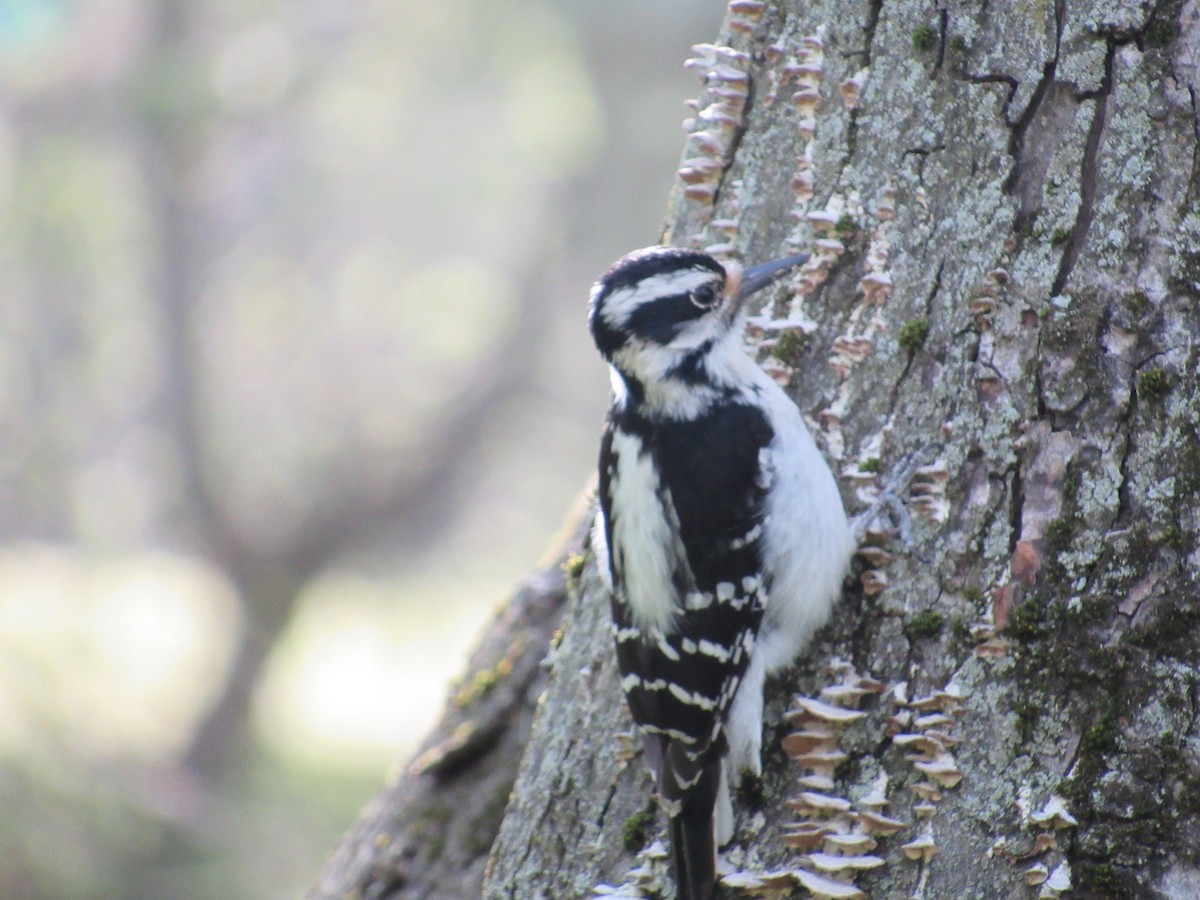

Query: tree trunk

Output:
[485, 1, 1200, 897]
[317, 1, 1200, 897]
[308, 503, 589, 900]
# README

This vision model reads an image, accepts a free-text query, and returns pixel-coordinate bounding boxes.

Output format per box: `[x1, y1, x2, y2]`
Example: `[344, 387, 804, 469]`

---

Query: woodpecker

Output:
[588, 246, 854, 900]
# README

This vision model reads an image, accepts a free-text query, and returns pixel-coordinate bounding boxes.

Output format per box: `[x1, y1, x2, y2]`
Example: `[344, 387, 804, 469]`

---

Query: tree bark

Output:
[317, 1, 1200, 897]
[308, 502, 589, 900]
[483, 1, 1200, 898]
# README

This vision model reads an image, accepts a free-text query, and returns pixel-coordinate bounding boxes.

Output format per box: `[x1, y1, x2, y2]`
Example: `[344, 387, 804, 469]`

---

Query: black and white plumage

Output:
[587, 246, 854, 900]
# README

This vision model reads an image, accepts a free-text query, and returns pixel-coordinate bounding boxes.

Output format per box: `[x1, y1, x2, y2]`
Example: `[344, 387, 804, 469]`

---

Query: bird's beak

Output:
[737, 252, 811, 300]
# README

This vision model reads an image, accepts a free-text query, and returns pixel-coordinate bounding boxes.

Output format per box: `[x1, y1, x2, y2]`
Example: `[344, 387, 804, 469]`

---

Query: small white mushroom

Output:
[709, 63, 751, 84]
[855, 772, 890, 809]
[925, 728, 962, 747]
[1023, 863, 1049, 885]
[687, 130, 728, 157]
[782, 729, 840, 757]
[855, 545, 893, 567]
[789, 748, 850, 770]
[802, 852, 885, 873]
[1031, 832, 1059, 854]
[856, 809, 907, 835]
[858, 270, 893, 304]
[677, 158, 723, 183]
[791, 168, 814, 201]
[683, 183, 717, 204]
[819, 681, 879, 705]
[643, 840, 669, 859]
[893, 732, 946, 758]
[908, 695, 954, 714]
[789, 696, 869, 725]
[720, 871, 765, 890]
[799, 773, 837, 792]
[698, 107, 741, 130]
[787, 791, 853, 814]
[913, 712, 957, 730]
[1039, 862, 1072, 898]
[791, 868, 866, 900]
[789, 62, 825, 88]
[1030, 795, 1079, 829]
[806, 209, 839, 231]
[814, 237, 846, 254]
[781, 821, 835, 849]
[724, 1, 763, 19]
[791, 88, 822, 110]
[823, 832, 879, 854]
[839, 67, 870, 109]
[860, 568, 888, 595]
[910, 782, 943, 802]
[900, 823, 939, 862]
[913, 753, 963, 788]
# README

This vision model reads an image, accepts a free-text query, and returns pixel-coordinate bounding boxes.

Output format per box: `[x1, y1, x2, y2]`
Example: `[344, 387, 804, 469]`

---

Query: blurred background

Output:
[0, 0, 726, 896]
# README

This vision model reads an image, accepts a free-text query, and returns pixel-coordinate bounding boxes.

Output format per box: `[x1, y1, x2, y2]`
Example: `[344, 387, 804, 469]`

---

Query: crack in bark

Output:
[1106, 349, 1150, 529]
[1000, 60, 1052, 180]
[1007, 459, 1025, 556]
[1051, 40, 1116, 296]
[1185, 86, 1200, 210]
[594, 781, 620, 830]
[934, 7, 949, 73]
[844, 0, 885, 159]
[886, 259, 944, 416]
[862, 0, 884, 65]
[1000, 0, 1065, 239]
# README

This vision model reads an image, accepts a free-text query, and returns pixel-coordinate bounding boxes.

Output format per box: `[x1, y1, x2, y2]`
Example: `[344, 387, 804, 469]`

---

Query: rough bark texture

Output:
[308, 505, 589, 900]
[483, 1, 1200, 898]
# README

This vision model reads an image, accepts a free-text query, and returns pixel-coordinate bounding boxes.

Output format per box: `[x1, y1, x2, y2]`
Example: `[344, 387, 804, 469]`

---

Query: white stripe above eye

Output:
[600, 267, 722, 328]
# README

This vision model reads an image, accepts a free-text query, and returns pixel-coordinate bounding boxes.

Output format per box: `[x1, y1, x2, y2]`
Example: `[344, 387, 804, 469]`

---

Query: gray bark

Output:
[308, 507, 588, 900]
[483, 1, 1200, 898]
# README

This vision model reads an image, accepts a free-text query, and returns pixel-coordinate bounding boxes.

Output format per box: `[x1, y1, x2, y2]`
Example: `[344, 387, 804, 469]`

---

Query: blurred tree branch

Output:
[135, 1, 576, 782]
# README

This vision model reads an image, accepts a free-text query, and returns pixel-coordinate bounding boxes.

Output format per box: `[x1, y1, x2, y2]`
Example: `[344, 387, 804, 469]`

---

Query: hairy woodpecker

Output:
[588, 246, 854, 900]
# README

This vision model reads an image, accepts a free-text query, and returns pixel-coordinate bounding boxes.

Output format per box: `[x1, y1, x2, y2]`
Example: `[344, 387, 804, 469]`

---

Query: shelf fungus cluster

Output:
[855, 523, 894, 597]
[811, 185, 898, 462]
[824, 186, 895, 383]
[886, 681, 967, 883]
[970, 267, 1011, 329]
[592, 840, 671, 899]
[721, 666, 896, 899]
[989, 793, 1077, 898]
[727, 0, 767, 34]
[839, 67, 870, 111]
[783, 31, 825, 207]
[773, 30, 839, 326]
[679, 42, 751, 209]
[967, 599, 1012, 660]
[908, 459, 950, 527]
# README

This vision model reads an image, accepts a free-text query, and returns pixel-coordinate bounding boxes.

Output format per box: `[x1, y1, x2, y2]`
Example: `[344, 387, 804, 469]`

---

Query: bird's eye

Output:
[689, 284, 720, 309]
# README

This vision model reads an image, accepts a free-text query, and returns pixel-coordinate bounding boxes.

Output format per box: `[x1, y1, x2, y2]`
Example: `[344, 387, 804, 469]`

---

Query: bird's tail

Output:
[668, 760, 720, 900]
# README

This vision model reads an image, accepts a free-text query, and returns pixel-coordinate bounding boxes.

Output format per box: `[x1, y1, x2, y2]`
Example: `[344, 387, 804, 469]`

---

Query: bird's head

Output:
[587, 246, 808, 400]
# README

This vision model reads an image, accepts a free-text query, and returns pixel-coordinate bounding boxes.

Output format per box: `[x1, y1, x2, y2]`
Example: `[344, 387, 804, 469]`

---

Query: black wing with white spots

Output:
[598, 399, 773, 801]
